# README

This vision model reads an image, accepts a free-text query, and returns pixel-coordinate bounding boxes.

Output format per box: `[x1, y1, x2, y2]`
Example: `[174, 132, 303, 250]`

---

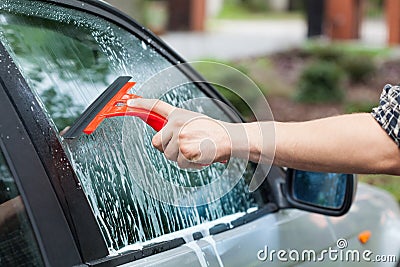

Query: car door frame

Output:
[0, 0, 282, 265]
[0, 47, 83, 266]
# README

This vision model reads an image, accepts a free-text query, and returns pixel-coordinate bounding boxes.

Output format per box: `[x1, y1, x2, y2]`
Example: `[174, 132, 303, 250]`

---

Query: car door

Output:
[0, 0, 264, 264]
[0, 1, 343, 266]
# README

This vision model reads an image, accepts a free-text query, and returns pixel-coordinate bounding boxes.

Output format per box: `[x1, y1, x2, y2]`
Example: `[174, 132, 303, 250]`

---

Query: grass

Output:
[359, 175, 400, 202]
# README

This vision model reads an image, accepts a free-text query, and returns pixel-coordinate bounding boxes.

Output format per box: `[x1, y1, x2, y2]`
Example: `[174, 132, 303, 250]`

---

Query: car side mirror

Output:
[285, 169, 357, 216]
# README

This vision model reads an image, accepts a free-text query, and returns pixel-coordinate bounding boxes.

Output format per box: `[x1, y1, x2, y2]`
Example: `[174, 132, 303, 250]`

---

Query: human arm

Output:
[128, 99, 400, 175]
[248, 113, 400, 175]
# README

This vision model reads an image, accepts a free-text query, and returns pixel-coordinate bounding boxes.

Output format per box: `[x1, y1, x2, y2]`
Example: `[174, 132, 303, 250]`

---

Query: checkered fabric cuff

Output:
[371, 84, 400, 147]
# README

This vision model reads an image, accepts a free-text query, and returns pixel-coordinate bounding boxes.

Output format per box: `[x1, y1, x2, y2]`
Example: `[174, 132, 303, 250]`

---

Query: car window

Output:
[0, 148, 44, 266]
[0, 0, 259, 254]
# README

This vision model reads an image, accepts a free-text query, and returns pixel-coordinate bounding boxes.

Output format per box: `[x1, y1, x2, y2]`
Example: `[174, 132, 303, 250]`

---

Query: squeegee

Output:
[63, 76, 167, 139]
[63, 76, 227, 165]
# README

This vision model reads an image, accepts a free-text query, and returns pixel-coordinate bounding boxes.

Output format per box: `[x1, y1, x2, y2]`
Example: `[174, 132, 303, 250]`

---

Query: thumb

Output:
[127, 98, 176, 118]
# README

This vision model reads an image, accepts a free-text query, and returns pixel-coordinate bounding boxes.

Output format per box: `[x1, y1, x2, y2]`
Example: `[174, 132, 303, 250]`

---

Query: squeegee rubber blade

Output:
[63, 76, 132, 139]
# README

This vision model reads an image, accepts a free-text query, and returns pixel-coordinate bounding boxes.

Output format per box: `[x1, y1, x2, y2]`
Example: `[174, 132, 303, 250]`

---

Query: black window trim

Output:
[0, 0, 282, 265]
[0, 66, 82, 266]
[0, 39, 108, 263]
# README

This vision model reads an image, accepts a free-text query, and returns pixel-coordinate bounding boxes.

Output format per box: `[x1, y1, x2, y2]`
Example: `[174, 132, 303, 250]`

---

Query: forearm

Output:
[130, 98, 400, 174]
[240, 113, 400, 175]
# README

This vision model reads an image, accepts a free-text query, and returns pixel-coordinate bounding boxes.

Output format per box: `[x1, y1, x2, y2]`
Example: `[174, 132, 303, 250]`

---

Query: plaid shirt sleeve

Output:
[371, 84, 400, 146]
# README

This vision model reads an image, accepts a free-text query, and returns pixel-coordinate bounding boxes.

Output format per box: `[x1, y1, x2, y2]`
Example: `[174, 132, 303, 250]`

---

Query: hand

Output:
[127, 99, 233, 169]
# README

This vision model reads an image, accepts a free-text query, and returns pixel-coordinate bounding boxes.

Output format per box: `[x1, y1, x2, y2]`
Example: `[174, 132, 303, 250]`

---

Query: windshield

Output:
[0, 0, 260, 254]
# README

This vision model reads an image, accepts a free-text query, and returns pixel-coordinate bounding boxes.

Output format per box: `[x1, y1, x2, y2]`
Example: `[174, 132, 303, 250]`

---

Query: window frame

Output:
[0, 50, 82, 266]
[0, 38, 108, 263]
[0, 0, 280, 265]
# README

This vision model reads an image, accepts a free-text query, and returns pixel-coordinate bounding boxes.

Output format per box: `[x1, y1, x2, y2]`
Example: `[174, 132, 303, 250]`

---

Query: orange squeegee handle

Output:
[102, 107, 167, 132]
[83, 80, 226, 165]
[83, 82, 168, 134]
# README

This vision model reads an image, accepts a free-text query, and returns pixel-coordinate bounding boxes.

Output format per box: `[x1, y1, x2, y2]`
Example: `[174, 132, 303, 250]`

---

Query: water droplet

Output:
[141, 41, 147, 50]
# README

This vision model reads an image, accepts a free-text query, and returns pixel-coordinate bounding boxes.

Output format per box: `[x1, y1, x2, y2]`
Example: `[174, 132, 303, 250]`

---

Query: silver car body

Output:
[126, 184, 400, 267]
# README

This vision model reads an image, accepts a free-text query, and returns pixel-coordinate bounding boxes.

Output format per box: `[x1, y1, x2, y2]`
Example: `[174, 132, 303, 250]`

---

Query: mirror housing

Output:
[284, 169, 357, 216]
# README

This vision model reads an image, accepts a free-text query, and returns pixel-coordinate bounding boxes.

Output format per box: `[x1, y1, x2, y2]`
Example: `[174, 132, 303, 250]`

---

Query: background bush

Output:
[240, 0, 269, 12]
[296, 61, 345, 103]
[339, 54, 376, 83]
[303, 43, 379, 84]
[305, 45, 343, 62]
[345, 101, 378, 113]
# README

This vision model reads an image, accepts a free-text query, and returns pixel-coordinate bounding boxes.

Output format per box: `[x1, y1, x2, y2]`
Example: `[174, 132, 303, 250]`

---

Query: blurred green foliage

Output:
[340, 55, 377, 83]
[218, 0, 302, 20]
[217, 0, 382, 20]
[303, 42, 390, 58]
[193, 60, 257, 119]
[359, 175, 400, 203]
[239, 0, 270, 12]
[304, 44, 343, 62]
[2, 18, 109, 131]
[214, 85, 256, 119]
[345, 101, 378, 114]
[365, 0, 384, 18]
[294, 43, 387, 104]
[41, 87, 83, 130]
[296, 61, 344, 103]
[302, 43, 382, 83]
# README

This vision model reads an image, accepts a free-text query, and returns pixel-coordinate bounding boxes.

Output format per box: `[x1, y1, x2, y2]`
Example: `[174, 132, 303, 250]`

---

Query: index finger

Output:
[127, 98, 176, 118]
